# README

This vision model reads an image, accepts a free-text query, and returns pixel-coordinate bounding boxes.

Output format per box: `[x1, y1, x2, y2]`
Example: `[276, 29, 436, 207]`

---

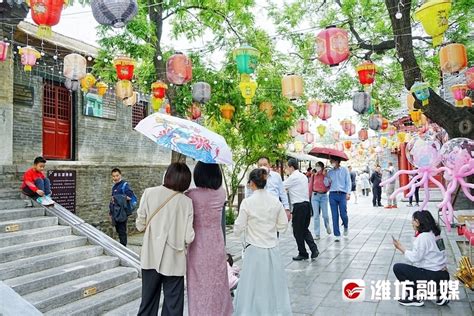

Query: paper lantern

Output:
[65, 78, 79, 91]
[369, 114, 382, 131]
[341, 119, 352, 134]
[259, 102, 273, 119]
[29, 0, 67, 38]
[91, 0, 138, 28]
[166, 53, 192, 85]
[233, 44, 259, 74]
[380, 137, 388, 148]
[304, 132, 314, 144]
[352, 91, 371, 114]
[113, 56, 135, 81]
[414, 0, 451, 47]
[239, 74, 257, 105]
[335, 143, 344, 152]
[151, 81, 168, 99]
[192, 82, 211, 104]
[188, 103, 202, 120]
[343, 140, 352, 150]
[407, 92, 415, 112]
[356, 61, 376, 89]
[451, 84, 468, 107]
[123, 91, 138, 107]
[284, 105, 294, 120]
[388, 125, 397, 137]
[0, 41, 10, 62]
[347, 123, 356, 136]
[96, 82, 108, 97]
[316, 26, 349, 66]
[282, 74, 303, 100]
[307, 100, 320, 118]
[317, 102, 332, 120]
[296, 119, 309, 135]
[151, 97, 164, 112]
[220, 103, 235, 121]
[463, 97, 472, 108]
[19, 47, 41, 72]
[381, 118, 389, 131]
[358, 129, 368, 141]
[115, 80, 133, 100]
[466, 67, 474, 90]
[439, 44, 467, 74]
[80, 73, 96, 93]
[410, 109, 422, 124]
[333, 131, 340, 141]
[63, 53, 86, 81]
[294, 140, 304, 153]
[411, 81, 430, 106]
[317, 124, 326, 137]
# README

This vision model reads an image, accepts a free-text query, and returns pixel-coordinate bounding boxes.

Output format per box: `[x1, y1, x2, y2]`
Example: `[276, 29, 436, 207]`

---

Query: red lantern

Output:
[317, 102, 332, 120]
[316, 26, 349, 67]
[151, 81, 168, 99]
[29, 0, 66, 38]
[307, 100, 320, 118]
[189, 103, 201, 120]
[343, 140, 352, 150]
[466, 67, 474, 90]
[381, 118, 389, 130]
[304, 132, 314, 144]
[356, 60, 376, 89]
[166, 53, 192, 85]
[0, 41, 9, 62]
[296, 119, 309, 135]
[114, 56, 135, 81]
[358, 129, 368, 141]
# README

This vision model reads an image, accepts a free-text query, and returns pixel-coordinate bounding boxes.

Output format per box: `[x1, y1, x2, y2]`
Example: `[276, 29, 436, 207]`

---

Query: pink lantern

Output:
[166, 52, 192, 85]
[341, 119, 352, 134]
[0, 41, 9, 61]
[296, 119, 309, 135]
[304, 132, 314, 144]
[307, 100, 320, 118]
[346, 123, 356, 136]
[388, 126, 397, 137]
[451, 84, 469, 107]
[316, 26, 350, 67]
[18, 47, 41, 72]
[317, 102, 332, 120]
[466, 67, 474, 90]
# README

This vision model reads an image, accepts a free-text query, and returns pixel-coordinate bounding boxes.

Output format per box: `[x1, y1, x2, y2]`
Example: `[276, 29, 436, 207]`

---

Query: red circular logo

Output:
[344, 282, 363, 300]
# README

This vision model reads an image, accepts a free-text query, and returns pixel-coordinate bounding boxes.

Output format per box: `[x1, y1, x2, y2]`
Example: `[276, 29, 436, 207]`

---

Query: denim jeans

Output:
[22, 178, 51, 198]
[329, 192, 348, 237]
[311, 193, 330, 236]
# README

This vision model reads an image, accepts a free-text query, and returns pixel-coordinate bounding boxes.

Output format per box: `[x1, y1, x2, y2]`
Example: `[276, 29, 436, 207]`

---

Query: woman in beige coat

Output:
[136, 162, 195, 316]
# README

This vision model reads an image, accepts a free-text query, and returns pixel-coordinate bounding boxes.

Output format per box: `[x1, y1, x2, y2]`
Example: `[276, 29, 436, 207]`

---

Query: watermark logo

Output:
[342, 279, 366, 302]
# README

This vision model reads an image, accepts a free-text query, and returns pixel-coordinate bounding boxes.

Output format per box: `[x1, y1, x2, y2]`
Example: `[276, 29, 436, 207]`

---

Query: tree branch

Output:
[289, 52, 316, 61]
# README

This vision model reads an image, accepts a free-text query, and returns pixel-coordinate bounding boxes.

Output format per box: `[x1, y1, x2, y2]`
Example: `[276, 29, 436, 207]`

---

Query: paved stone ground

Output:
[128, 193, 474, 315]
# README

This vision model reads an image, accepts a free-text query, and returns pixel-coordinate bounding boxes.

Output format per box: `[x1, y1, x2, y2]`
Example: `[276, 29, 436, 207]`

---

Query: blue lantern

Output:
[410, 81, 430, 106]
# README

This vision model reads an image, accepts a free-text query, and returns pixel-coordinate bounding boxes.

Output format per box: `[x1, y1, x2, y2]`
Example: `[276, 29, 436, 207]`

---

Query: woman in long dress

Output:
[186, 162, 233, 316]
[233, 168, 292, 315]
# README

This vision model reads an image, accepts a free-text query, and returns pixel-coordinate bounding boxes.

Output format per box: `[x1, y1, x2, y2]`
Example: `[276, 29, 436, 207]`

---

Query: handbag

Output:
[145, 191, 180, 231]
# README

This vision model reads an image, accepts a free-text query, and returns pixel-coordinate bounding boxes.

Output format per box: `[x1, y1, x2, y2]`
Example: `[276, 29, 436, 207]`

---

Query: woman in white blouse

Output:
[392, 210, 450, 307]
[233, 168, 291, 315]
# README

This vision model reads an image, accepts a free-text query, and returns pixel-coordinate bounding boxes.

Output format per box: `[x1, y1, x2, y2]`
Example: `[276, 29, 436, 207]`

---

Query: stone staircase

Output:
[0, 193, 143, 315]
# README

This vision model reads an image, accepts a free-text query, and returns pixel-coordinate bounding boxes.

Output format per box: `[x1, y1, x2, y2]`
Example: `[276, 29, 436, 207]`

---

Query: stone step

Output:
[0, 189, 22, 200]
[0, 235, 87, 263]
[0, 207, 44, 222]
[45, 278, 142, 316]
[103, 297, 142, 316]
[5, 255, 120, 295]
[0, 245, 103, 280]
[24, 266, 139, 312]
[0, 199, 31, 210]
[0, 225, 72, 247]
[0, 216, 58, 234]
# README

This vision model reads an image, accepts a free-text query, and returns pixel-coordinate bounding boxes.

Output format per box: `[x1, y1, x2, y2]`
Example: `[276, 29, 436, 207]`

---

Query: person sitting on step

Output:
[21, 156, 55, 206]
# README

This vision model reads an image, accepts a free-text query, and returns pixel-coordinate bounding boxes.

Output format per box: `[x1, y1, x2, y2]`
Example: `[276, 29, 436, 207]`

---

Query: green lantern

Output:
[233, 44, 260, 74]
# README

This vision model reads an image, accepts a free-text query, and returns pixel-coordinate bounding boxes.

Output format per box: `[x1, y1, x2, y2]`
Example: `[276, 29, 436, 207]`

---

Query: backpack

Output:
[121, 182, 138, 215]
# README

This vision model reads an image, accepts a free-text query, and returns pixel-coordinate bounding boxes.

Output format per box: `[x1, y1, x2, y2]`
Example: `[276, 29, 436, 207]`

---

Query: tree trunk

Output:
[385, 0, 474, 139]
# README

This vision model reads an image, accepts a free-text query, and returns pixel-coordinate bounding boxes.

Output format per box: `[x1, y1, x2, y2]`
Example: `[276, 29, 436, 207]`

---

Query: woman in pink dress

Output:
[186, 162, 233, 316]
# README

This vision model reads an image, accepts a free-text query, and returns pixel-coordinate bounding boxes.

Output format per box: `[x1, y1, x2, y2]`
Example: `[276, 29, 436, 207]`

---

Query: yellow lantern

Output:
[410, 109, 422, 123]
[259, 101, 273, 118]
[284, 105, 294, 120]
[96, 82, 108, 97]
[220, 103, 235, 121]
[414, 0, 452, 47]
[294, 140, 304, 153]
[80, 73, 96, 93]
[239, 74, 257, 106]
[123, 92, 138, 107]
[439, 43, 467, 73]
[380, 136, 388, 148]
[115, 80, 133, 100]
[397, 132, 407, 143]
[282, 74, 304, 100]
[151, 97, 164, 112]
[317, 124, 326, 137]
[407, 93, 415, 112]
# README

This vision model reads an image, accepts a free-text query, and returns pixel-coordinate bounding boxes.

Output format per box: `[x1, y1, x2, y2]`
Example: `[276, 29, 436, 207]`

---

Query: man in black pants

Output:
[283, 158, 319, 261]
[370, 166, 383, 207]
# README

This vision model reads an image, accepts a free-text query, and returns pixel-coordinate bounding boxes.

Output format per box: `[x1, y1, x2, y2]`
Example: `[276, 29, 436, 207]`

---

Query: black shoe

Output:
[398, 299, 424, 307]
[378, 204, 383, 207]
[311, 251, 319, 260]
[292, 255, 309, 261]
[435, 297, 449, 306]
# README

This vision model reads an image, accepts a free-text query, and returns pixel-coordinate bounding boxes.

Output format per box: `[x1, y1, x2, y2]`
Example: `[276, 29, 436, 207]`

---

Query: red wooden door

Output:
[43, 82, 72, 160]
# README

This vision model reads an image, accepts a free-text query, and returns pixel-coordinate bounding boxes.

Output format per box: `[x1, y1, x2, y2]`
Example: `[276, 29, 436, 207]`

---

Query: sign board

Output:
[82, 89, 117, 119]
[13, 84, 34, 106]
[47, 170, 76, 213]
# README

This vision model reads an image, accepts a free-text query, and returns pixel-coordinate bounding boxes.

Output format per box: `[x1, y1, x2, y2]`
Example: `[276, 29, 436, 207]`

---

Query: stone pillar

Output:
[0, 44, 14, 165]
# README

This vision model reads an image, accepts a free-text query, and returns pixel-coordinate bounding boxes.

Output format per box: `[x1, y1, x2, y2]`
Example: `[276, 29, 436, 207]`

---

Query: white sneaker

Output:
[335, 236, 340, 242]
[344, 227, 348, 236]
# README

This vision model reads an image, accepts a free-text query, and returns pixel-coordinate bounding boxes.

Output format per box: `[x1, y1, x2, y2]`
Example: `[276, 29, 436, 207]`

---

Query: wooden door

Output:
[43, 82, 72, 160]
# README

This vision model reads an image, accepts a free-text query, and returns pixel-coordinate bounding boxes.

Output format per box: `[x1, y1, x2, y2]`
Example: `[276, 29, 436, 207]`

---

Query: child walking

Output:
[21, 157, 54, 206]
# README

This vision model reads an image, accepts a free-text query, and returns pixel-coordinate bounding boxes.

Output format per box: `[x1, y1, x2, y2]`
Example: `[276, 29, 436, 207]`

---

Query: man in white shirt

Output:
[245, 157, 291, 220]
[283, 158, 319, 261]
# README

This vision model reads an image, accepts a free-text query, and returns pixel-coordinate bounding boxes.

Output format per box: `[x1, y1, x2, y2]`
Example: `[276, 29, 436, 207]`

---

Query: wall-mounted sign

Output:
[82, 89, 117, 119]
[47, 170, 76, 213]
[13, 84, 34, 106]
